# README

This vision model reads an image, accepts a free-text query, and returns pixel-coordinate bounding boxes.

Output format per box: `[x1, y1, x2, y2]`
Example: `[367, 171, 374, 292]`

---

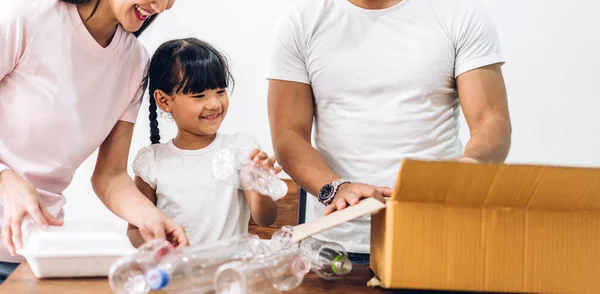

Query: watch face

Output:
[319, 184, 334, 201]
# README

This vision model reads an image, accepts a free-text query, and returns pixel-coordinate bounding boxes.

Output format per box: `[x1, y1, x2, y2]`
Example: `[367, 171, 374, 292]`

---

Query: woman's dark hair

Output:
[61, 0, 156, 37]
[146, 38, 234, 144]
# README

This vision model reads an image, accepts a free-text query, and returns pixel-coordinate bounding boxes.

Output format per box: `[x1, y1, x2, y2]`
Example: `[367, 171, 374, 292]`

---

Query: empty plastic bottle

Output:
[109, 239, 175, 294]
[137, 239, 177, 260]
[212, 147, 288, 200]
[213, 252, 310, 294]
[270, 225, 352, 280]
[144, 233, 271, 293]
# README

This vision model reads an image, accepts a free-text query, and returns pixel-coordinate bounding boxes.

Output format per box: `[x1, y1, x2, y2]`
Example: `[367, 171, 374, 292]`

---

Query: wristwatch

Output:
[318, 179, 350, 206]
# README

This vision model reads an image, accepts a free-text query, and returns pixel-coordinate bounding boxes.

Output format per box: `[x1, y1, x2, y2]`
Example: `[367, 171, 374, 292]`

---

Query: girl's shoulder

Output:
[132, 143, 170, 164]
[136, 142, 171, 156]
[131, 143, 170, 181]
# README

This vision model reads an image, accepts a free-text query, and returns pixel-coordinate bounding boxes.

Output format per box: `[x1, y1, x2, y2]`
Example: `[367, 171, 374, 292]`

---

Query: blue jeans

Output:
[0, 262, 19, 284]
[348, 252, 370, 265]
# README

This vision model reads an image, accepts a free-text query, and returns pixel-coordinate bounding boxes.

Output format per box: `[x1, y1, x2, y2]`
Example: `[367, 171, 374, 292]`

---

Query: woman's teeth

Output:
[135, 5, 152, 17]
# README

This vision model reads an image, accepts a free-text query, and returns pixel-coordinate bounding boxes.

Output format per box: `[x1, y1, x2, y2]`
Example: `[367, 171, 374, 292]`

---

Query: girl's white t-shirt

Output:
[132, 132, 258, 246]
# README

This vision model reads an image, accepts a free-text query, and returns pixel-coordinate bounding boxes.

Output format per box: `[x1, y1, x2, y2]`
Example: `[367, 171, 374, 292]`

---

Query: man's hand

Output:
[457, 157, 479, 164]
[324, 183, 392, 215]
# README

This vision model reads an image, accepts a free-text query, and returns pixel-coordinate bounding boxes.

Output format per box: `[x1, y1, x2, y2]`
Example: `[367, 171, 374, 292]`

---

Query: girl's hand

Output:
[0, 171, 63, 256]
[137, 208, 189, 248]
[248, 149, 283, 174]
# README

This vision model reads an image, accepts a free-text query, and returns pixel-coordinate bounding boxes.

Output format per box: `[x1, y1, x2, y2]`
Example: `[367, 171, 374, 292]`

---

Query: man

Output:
[267, 0, 511, 264]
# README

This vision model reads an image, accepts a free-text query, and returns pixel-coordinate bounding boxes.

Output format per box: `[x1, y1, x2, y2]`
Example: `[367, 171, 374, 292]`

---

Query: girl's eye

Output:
[217, 90, 226, 95]
[192, 94, 205, 99]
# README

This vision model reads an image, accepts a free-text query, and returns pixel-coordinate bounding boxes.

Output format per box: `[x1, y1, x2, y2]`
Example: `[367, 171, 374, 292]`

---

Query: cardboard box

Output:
[293, 159, 600, 293]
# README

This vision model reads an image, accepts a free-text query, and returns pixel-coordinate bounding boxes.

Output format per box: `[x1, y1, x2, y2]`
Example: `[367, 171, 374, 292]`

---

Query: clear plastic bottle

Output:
[145, 250, 214, 293]
[270, 225, 353, 280]
[109, 253, 156, 294]
[137, 239, 177, 260]
[145, 233, 270, 293]
[109, 239, 175, 294]
[213, 252, 310, 294]
[212, 147, 288, 200]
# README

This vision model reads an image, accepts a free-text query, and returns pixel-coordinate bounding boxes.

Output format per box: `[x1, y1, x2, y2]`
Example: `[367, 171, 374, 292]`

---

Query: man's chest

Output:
[305, 19, 457, 101]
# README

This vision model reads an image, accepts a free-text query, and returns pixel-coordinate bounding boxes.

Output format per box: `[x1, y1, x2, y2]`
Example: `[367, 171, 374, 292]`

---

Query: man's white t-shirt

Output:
[267, 0, 504, 253]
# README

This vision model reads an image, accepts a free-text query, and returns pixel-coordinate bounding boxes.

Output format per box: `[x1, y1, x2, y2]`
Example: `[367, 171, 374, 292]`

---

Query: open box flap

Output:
[393, 159, 600, 210]
[291, 159, 600, 244]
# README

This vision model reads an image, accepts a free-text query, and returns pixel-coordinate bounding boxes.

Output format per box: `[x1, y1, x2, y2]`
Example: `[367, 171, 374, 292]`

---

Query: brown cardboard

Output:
[293, 159, 600, 294]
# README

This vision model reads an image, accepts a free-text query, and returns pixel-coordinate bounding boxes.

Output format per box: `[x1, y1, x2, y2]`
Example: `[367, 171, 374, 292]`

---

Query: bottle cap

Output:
[332, 255, 352, 275]
[146, 268, 170, 290]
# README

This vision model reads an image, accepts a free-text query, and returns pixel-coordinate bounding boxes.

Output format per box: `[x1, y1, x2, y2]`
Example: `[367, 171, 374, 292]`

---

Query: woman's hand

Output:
[0, 170, 63, 255]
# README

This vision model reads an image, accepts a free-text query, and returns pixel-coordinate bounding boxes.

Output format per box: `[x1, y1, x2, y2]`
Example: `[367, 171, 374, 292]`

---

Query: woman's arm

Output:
[127, 176, 158, 248]
[91, 121, 188, 247]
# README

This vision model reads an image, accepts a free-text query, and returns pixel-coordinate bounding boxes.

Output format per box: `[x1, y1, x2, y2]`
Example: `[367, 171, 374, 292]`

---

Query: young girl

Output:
[127, 38, 280, 247]
[0, 0, 187, 283]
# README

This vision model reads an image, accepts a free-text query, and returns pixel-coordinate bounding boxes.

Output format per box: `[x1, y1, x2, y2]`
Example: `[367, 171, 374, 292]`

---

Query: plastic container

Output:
[17, 220, 136, 278]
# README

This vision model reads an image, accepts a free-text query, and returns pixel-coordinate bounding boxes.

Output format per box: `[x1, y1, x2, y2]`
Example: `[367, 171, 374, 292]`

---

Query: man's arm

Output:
[457, 63, 511, 163]
[267, 80, 336, 196]
[268, 80, 390, 215]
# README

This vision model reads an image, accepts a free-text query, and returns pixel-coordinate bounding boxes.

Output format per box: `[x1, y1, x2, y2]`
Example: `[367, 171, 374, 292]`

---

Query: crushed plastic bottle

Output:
[212, 147, 288, 200]
[270, 225, 352, 280]
[144, 233, 270, 293]
[213, 252, 310, 294]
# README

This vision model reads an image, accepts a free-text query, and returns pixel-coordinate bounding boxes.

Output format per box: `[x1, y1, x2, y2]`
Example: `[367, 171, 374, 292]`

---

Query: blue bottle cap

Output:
[146, 268, 170, 290]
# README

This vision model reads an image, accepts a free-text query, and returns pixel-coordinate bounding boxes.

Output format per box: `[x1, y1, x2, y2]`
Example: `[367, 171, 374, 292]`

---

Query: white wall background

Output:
[63, 0, 600, 230]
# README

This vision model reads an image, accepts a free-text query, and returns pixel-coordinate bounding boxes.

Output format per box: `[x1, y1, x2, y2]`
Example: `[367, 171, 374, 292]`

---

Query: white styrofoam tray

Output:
[17, 220, 137, 278]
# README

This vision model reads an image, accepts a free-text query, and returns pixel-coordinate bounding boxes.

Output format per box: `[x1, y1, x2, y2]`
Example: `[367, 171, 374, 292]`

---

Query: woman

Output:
[0, 0, 188, 283]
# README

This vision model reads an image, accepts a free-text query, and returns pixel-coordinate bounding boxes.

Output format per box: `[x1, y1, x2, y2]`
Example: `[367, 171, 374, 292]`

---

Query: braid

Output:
[149, 97, 161, 145]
